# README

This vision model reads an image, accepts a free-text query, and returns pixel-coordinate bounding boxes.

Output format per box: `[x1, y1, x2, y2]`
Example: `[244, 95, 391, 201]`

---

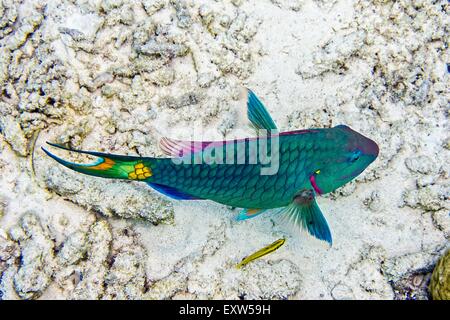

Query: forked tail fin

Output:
[42, 142, 154, 181]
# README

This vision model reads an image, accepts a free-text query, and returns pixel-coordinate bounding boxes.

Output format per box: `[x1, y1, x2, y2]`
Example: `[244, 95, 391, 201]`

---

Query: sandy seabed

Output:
[0, 0, 448, 300]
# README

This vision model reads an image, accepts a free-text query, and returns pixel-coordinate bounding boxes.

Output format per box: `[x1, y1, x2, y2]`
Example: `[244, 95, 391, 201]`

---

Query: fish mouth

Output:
[340, 125, 380, 159]
[338, 167, 365, 181]
[360, 138, 379, 159]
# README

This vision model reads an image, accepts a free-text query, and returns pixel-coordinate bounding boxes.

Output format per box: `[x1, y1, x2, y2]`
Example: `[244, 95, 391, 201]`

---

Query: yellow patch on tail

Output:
[128, 162, 152, 180]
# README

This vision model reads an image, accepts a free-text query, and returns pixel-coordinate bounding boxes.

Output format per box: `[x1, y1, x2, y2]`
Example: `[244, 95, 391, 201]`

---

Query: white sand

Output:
[0, 0, 448, 299]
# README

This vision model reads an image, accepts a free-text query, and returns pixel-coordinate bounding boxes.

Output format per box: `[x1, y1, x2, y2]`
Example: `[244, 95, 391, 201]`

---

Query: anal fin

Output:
[147, 183, 202, 200]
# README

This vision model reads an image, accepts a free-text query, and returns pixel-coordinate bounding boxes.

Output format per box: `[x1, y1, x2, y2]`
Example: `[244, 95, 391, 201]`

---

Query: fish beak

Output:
[361, 138, 379, 159]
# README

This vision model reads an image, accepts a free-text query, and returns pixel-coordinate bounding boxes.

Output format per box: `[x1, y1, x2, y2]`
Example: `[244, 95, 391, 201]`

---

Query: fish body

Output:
[150, 127, 377, 209]
[43, 89, 379, 245]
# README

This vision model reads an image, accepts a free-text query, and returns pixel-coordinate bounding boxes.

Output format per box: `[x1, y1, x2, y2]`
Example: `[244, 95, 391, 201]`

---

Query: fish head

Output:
[309, 125, 379, 194]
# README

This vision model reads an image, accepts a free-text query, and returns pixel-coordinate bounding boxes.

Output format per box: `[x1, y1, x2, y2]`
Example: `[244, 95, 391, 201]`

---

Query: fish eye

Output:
[349, 150, 361, 163]
[315, 169, 321, 175]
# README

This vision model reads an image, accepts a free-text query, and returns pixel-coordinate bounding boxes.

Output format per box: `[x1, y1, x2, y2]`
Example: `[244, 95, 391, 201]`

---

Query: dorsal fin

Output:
[246, 89, 278, 131]
[159, 89, 278, 157]
[159, 137, 222, 157]
[159, 136, 261, 158]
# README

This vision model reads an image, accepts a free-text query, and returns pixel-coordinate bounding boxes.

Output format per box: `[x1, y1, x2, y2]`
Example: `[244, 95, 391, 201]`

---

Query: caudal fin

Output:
[42, 142, 154, 181]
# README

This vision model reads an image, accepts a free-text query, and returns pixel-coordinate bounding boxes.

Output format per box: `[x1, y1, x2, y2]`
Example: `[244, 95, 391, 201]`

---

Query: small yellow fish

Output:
[236, 238, 286, 269]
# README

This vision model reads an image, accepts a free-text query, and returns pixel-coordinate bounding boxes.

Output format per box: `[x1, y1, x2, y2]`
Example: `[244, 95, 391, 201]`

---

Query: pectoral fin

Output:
[247, 89, 278, 131]
[281, 189, 332, 245]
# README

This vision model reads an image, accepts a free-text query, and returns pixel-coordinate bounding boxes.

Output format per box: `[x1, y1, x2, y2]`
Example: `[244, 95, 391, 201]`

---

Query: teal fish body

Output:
[43, 89, 379, 245]
[150, 126, 378, 209]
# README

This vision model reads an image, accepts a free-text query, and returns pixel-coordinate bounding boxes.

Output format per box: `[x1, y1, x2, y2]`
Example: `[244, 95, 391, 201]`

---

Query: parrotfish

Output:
[42, 89, 379, 245]
[236, 238, 286, 269]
